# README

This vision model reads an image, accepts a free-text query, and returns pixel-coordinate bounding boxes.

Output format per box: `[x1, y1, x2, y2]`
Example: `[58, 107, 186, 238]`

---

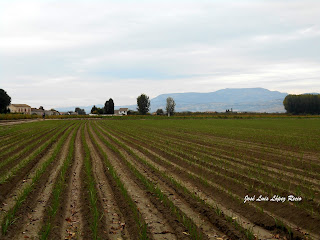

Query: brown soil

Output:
[5, 127, 74, 239]
[0, 127, 56, 165]
[60, 127, 85, 240]
[84, 126, 131, 239]
[110, 136, 230, 239]
[0, 119, 41, 126]
[89, 123, 183, 240]
[108, 127, 320, 213]
[111, 126, 320, 182]
[99, 125, 268, 240]
[1, 119, 318, 240]
[0, 127, 74, 239]
[99, 123, 311, 240]
[0, 126, 70, 203]
[79, 123, 109, 239]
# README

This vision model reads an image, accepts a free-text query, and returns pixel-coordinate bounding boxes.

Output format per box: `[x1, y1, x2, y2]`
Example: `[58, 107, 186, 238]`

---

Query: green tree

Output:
[104, 98, 114, 114]
[137, 94, 150, 115]
[97, 107, 104, 114]
[283, 94, 320, 114]
[127, 110, 138, 115]
[156, 108, 164, 115]
[75, 107, 86, 115]
[91, 105, 98, 114]
[166, 97, 176, 116]
[0, 89, 11, 113]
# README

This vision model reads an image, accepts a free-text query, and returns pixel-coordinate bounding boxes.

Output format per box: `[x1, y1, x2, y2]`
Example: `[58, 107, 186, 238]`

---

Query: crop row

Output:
[113, 125, 320, 212]
[1, 122, 77, 235]
[96, 120, 319, 239]
[1, 119, 319, 239]
[103, 121, 320, 203]
[93, 122, 269, 239]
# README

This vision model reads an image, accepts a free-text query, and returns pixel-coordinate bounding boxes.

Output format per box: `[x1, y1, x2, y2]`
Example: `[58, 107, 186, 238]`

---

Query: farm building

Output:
[31, 108, 60, 116]
[31, 108, 44, 116]
[8, 104, 31, 114]
[60, 111, 78, 115]
[119, 108, 128, 115]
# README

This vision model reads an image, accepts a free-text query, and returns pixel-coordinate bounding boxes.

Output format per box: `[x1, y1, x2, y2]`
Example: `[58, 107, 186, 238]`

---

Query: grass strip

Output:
[1, 123, 76, 235]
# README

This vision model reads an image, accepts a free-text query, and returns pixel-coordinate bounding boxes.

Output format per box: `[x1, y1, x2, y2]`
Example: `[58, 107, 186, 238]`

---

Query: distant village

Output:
[7, 104, 129, 116]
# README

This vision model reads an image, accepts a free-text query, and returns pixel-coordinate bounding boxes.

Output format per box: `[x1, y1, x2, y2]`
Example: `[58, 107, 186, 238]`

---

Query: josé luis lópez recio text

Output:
[244, 195, 302, 203]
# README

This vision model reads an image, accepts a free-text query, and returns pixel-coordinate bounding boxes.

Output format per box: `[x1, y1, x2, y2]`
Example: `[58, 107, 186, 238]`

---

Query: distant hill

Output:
[56, 88, 289, 113]
[148, 88, 288, 113]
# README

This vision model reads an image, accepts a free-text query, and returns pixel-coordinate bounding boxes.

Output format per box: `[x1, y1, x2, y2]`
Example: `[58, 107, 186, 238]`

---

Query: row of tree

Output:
[89, 94, 176, 116]
[136, 94, 176, 116]
[75, 107, 86, 115]
[283, 94, 320, 114]
[91, 98, 114, 114]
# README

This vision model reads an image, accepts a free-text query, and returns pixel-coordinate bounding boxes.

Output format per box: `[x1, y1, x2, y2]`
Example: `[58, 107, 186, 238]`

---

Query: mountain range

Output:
[56, 88, 289, 113]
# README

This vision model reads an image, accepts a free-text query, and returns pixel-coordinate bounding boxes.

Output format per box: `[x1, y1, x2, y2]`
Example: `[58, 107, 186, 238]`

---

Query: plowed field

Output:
[0, 118, 319, 240]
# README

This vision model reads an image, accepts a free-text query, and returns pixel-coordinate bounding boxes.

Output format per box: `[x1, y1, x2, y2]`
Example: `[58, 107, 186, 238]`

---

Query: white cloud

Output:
[1, 0, 320, 108]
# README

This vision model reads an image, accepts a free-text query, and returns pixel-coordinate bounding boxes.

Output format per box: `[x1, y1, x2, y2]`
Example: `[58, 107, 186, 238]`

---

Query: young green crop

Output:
[97, 122, 257, 240]
[93, 123, 205, 240]
[0, 127, 58, 171]
[81, 124, 102, 240]
[89, 124, 149, 239]
[0, 123, 72, 184]
[1, 123, 76, 235]
[39, 123, 80, 239]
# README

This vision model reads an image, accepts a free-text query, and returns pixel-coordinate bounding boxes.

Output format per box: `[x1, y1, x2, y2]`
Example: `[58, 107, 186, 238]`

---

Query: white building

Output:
[8, 104, 31, 114]
[118, 108, 128, 115]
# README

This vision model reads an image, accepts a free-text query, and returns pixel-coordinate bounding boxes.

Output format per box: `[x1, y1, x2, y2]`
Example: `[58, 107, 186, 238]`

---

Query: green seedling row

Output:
[39, 123, 80, 239]
[81, 124, 102, 240]
[97, 122, 256, 240]
[89, 125, 149, 240]
[0, 125, 59, 159]
[93, 123, 205, 240]
[0, 127, 59, 171]
[0, 123, 73, 184]
[103, 122, 320, 216]
[1, 123, 76, 234]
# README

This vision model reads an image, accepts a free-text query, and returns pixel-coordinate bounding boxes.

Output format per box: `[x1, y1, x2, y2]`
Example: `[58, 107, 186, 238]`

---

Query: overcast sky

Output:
[1, 0, 320, 109]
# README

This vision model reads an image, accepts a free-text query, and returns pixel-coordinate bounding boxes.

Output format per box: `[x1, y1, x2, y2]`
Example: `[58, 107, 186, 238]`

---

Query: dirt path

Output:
[89, 125, 177, 240]
[10, 129, 74, 239]
[61, 128, 84, 240]
[84, 126, 130, 239]
[0, 119, 41, 126]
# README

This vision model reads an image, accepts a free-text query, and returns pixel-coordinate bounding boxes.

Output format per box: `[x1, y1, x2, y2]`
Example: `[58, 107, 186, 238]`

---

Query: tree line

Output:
[90, 94, 176, 116]
[283, 94, 320, 114]
[134, 94, 175, 116]
[91, 98, 114, 114]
